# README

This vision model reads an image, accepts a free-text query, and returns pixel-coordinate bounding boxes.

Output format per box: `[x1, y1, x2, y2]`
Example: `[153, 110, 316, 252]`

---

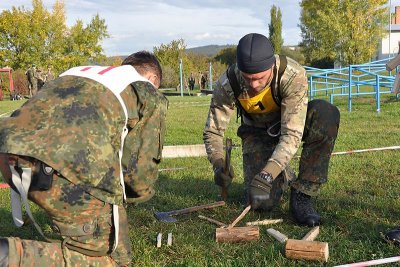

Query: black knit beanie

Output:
[237, 33, 275, 73]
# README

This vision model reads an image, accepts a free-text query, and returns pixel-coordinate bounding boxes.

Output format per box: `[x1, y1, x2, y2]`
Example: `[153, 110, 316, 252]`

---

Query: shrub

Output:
[13, 69, 29, 96]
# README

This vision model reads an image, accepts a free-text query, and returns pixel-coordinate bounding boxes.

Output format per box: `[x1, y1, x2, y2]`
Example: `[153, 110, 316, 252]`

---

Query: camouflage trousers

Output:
[28, 83, 38, 98]
[2, 159, 132, 266]
[238, 99, 340, 209]
[6, 237, 117, 267]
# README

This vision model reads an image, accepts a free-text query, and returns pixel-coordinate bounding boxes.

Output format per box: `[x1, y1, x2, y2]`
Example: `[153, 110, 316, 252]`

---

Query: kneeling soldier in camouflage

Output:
[203, 33, 340, 227]
[0, 51, 168, 266]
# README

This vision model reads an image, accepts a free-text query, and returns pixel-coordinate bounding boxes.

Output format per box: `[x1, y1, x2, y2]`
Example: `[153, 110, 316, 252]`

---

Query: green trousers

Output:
[239, 99, 340, 209]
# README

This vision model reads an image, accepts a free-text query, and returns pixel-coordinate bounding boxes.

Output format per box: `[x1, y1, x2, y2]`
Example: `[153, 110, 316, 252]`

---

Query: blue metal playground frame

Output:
[305, 57, 400, 112]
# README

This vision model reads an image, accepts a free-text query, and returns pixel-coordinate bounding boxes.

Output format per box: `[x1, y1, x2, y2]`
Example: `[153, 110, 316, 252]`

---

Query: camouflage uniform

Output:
[0, 66, 168, 266]
[45, 66, 55, 83]
[36, 69, 46, 90]
[203, 55, 340, 207]
[25, 66, 38, 97]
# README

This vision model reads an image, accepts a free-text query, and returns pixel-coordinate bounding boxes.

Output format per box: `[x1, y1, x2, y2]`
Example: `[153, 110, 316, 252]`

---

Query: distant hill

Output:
[108, 44, 301, 61]
[105, 45, 235, 61]
[186, 44, 235, 57]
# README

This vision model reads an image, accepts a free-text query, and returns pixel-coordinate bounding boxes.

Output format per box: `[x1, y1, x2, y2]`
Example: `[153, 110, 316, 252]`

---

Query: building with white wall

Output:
[379, 6, 400, 59]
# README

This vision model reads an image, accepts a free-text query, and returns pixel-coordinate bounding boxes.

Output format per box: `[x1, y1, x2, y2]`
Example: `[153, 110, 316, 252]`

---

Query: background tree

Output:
[62, 14, 109, 69]
[269, 5, 283, 54]
[153, 39, 228, 89]
[153, 39, 187, 88]
[300, 0, 388, 67]
[214, 47, 236, 66]
[281, 47, 306, 65]
[0, 0, 108, 73]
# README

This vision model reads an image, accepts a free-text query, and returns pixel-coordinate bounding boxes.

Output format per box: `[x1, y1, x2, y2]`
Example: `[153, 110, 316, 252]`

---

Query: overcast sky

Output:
[1, 1, 399, 56]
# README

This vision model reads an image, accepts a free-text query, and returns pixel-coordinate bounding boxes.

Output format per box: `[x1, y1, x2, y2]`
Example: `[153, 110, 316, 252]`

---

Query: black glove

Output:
[213, 159, 234, 188]
[249, 171, 274, 210]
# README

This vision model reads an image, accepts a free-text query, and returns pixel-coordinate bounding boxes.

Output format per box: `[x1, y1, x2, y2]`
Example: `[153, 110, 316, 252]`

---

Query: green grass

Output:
[1, 94, 400, 266]
[0, 98, 27, 115]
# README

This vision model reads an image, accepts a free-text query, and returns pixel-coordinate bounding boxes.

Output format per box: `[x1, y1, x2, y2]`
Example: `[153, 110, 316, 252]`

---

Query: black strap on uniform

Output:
[226, 64, 251, 121]
[226, 55, 287, 120]
[270, 54, 287, 106]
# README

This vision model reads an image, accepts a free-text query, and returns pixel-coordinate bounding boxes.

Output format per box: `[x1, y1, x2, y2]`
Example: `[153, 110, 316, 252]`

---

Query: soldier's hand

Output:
[213, 159, 234, 188]
[249, 171, 273, 210]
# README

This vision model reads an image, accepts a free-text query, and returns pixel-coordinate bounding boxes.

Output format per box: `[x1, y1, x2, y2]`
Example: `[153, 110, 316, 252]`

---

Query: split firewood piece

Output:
[227, 205, 251, 229]
[302, 226, 320, 241]
[246, 219, 283, 226]
[167, 233, 173, 246]
[156, 233, 162, 248]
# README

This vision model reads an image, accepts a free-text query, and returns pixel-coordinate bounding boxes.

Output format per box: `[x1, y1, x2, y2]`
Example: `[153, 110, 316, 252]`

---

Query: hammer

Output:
[221, 138, 233, 201]
[268, 226, 329, 262]
[154, 201, 225, 223]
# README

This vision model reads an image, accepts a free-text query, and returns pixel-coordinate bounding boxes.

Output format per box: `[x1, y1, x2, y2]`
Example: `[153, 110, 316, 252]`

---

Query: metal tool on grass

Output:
[154, 201, 225, 223]
[215, 205, 259, 242]
[221, 138, 233, 201]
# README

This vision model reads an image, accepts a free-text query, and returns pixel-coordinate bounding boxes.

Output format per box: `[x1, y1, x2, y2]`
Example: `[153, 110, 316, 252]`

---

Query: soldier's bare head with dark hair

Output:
[122, 51, 162, 89]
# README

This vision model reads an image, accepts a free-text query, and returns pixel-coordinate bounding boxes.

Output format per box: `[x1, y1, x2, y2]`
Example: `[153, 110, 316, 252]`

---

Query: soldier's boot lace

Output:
[385, 228, 400, 247]
[0, 238, 9, 267]
[289, 187, 321, 227]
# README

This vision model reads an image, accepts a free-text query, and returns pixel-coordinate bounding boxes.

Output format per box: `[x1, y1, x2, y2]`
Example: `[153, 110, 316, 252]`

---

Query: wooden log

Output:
[285, 239, 329, 262]
[215, 226, 259, 243]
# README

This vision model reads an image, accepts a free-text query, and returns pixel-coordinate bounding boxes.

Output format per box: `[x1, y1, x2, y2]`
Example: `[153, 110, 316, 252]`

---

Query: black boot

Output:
[0, 238, 9, 267]
[385, 228, 400, 246]
[289, 187, 321, 227]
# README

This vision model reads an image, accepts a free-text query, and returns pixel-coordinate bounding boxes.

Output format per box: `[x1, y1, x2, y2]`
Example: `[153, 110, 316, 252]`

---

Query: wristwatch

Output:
[259, 171, 274, 184]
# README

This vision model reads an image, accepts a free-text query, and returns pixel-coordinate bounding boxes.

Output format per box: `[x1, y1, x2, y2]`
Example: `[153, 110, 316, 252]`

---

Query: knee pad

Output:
[0, 238, 9, 267]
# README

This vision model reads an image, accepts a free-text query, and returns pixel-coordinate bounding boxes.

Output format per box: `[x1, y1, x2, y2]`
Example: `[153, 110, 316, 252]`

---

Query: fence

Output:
[305, 58, 399, 112]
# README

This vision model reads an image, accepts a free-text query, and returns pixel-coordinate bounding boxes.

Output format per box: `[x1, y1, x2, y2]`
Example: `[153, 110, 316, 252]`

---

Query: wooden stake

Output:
[198, 215, 227, 227]
[227, 205, 251, 229]
[167, 233, 173, 246]
[156, 233, 162, 248]
[302, 226, 320, 241]
[246, 219, 283, 226]
[215, 226, 259, 243]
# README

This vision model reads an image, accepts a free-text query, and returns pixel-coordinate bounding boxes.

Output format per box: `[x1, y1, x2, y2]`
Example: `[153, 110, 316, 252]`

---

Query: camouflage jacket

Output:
[0, 73, 168, 205]
[25, 68, 37, 84]
[203, 55, 308, 178]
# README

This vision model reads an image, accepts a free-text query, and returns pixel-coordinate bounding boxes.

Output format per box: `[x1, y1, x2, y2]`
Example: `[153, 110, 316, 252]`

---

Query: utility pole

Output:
[179, 58, 183, 97]
[389, 0, 392, 58]
[209, 62, 212, 90]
